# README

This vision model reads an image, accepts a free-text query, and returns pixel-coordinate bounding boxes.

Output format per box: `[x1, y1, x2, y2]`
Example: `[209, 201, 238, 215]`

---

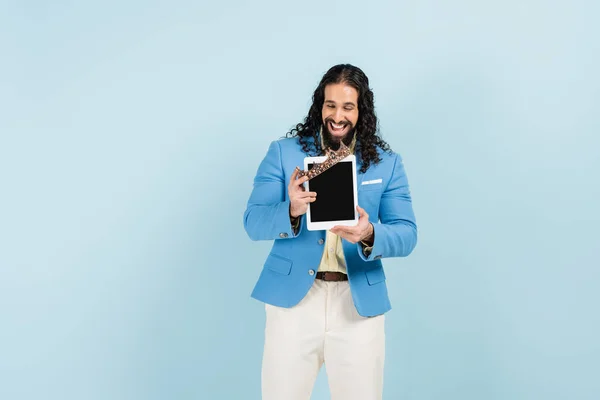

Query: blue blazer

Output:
[243, 137, 417, 317]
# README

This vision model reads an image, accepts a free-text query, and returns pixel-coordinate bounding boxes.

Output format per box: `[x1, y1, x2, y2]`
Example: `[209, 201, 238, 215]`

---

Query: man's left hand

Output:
[330, 205, 374, 244]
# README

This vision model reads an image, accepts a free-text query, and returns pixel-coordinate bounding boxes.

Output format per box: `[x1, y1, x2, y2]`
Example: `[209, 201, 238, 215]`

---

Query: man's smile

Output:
[328, 120, 350, 137]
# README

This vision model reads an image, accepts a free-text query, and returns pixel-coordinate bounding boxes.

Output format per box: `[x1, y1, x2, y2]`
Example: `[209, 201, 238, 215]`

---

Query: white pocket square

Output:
[361, 178, 382, 185]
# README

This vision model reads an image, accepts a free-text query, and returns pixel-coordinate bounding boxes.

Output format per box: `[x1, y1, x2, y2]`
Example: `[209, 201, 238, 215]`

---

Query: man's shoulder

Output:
[370, 144, 402, 165]
[270, 136, 305, 155]
[375, 146, 396, 159]
[275, 136, 303, 148]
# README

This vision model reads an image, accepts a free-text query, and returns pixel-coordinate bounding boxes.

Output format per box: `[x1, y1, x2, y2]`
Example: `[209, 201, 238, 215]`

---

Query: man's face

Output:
[321, 83, 359, 148]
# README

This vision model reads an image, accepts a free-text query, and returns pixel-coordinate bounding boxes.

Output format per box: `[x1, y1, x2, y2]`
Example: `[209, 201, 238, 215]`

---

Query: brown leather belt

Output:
[316, 271, 348, 281]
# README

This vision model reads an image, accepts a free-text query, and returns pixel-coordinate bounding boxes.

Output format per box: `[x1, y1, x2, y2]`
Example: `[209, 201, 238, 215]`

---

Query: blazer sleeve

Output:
[243, 140, 300, 241]
[357, 152, 418, 261]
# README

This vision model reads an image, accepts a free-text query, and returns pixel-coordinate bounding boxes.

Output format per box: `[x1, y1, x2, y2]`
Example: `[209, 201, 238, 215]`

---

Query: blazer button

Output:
[308, 269, 315, 275]
[279, 232, 288, 238]
[317, 238, 324, 245]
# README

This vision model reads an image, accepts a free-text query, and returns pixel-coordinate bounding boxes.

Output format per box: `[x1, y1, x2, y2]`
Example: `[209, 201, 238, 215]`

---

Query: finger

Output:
[291, 194, 316, 203]
[330, 227, 345, 237]
[335, 223, 359, 231]
[289, 168, 299, 189]
[331, 229, 358, 243]
[331, 226, 354, 235]
[295, 177, 309, 191]
[357, 205, 368, 218]
[297, 191, 317, 198]
[341, 230, 361, 242]
[291, 172, 307, 184]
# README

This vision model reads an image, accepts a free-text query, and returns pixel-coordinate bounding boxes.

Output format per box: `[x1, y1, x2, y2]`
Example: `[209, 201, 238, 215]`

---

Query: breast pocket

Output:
[359, 178, 383, 192]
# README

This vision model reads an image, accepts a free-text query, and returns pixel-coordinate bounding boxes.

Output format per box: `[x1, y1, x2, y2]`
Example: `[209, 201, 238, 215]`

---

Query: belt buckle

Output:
[323, 272, 343, 281]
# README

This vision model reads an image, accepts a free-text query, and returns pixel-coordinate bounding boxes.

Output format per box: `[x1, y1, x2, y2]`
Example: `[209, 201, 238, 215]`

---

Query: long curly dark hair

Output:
[285, 64, 391, 173]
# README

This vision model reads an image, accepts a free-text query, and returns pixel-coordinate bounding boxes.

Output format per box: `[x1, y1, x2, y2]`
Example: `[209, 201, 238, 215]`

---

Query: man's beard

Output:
[321, 118, 356, 151]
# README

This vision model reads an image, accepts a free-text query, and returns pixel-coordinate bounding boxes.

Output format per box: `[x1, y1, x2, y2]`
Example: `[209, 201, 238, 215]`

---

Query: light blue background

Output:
[1, 1, 598, 399]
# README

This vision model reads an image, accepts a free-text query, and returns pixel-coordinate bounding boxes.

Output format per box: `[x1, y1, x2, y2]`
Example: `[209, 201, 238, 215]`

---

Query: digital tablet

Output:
[303, 154, 358, 231]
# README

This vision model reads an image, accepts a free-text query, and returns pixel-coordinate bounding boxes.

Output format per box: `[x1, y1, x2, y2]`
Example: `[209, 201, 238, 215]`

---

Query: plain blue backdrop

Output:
[1, 1, 598, 399]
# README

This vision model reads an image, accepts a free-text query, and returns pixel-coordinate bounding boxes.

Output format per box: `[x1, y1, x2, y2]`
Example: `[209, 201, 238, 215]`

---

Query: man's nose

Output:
[334, 109, 344, 122]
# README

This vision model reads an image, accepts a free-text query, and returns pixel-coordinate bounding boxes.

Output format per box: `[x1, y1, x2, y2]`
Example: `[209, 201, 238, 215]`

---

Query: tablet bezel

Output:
[303, 154, 358, 231]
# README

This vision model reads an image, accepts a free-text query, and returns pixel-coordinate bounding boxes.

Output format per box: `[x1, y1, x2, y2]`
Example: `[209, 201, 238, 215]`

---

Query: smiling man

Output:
[243, 64, 418, 400]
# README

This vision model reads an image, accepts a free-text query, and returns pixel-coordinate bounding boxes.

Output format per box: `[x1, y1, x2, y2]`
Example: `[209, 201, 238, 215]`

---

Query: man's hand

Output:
[289, 167, 317, 218]
[330, 205, 374, 244]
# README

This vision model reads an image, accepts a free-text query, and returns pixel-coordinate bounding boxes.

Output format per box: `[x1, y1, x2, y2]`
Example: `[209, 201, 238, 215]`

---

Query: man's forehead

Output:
[325, 85, 357, 101]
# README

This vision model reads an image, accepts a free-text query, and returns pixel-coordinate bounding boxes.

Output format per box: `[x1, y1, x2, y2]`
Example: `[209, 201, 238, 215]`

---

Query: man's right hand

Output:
[288, 168, 317, 218]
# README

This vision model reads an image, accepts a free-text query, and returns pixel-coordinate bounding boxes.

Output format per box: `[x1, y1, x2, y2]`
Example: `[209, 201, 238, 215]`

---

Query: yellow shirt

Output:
[317, 229, 347, 273]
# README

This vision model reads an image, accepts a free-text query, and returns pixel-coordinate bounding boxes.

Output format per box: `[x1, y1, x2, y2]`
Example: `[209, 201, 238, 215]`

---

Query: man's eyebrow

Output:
[324, 100, 356, 106]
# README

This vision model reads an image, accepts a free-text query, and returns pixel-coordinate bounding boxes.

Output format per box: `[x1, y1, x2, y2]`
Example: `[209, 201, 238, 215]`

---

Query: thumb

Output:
[357, 205, 367, 218]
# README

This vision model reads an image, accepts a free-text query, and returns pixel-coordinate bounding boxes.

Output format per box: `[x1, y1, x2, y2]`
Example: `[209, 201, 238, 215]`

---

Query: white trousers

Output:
[261, 279, 385, 400]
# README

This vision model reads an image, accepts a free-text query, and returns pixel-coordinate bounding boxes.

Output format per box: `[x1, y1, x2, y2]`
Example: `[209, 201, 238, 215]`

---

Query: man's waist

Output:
[315, 271, 348, 281]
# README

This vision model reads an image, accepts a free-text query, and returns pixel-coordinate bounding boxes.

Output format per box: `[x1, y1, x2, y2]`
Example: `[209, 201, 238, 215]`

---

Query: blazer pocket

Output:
[264, 253, 293, 275]
[365, 267, 386, 285]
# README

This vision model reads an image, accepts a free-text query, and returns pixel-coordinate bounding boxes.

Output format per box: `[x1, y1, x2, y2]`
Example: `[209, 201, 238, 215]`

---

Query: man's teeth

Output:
[331, 122, 345, 130]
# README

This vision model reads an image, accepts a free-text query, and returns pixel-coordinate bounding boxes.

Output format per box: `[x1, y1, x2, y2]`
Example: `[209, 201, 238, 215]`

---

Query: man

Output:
[243, 64, 417, 400]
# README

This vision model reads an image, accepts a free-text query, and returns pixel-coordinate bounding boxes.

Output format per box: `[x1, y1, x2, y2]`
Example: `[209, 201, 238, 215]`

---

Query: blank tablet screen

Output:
[307, 161, 355, 222]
